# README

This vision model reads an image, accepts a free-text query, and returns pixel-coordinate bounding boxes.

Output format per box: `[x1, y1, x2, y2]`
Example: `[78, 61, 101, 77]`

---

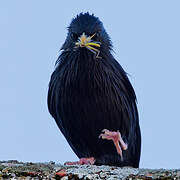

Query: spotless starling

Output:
[48, 13, 141, 167]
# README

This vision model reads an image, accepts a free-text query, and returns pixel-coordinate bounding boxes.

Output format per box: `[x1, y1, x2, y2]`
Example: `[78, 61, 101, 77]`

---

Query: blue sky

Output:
[0, 0, 180, 169]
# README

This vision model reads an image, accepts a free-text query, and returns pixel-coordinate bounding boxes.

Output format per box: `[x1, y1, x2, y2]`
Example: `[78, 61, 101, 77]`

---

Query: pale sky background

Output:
[0, 1, 180, 169]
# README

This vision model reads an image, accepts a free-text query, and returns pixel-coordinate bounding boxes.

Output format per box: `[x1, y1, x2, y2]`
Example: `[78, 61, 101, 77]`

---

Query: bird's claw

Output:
[99, 129, 128, 160]
[64, 157, 95, 165]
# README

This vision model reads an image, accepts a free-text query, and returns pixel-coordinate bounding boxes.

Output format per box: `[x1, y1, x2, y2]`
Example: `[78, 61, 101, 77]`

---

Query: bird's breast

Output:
[58, 52, 129, 134]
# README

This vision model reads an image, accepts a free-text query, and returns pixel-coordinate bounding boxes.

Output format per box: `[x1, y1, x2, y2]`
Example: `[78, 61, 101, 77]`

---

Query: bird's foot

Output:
[64, 157, 95, 165]
[99, 129, 128, 160]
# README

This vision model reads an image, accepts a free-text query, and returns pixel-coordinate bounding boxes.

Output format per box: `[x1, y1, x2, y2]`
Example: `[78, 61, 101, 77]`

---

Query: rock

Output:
[0, 161, 179, 179]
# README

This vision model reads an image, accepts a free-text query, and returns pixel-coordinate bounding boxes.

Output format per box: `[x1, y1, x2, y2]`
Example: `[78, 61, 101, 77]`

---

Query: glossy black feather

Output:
[48, 12, 141, 167]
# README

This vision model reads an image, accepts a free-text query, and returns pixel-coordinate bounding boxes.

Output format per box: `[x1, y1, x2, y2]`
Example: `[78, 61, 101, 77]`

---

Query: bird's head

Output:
[61, 13, 112, 58]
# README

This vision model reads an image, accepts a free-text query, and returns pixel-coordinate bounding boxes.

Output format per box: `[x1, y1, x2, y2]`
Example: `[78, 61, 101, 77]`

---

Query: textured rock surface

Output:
[0, 160, 180, 179]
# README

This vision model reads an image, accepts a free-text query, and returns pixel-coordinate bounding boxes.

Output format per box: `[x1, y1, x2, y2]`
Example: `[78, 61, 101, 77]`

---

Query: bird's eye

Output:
[71, 33, 79, 40]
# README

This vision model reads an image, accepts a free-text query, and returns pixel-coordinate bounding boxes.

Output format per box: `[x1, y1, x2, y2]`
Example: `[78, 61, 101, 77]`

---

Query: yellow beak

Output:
[75, 32, 101, 58]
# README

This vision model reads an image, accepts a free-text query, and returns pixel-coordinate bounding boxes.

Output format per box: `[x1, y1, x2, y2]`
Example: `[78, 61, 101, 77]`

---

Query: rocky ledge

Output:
[0, 160, 179, 179]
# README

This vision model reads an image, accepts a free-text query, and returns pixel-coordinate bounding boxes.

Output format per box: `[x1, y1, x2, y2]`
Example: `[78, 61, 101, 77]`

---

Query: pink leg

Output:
[64, 157, 95, 165]
[99, 129, 128, 160]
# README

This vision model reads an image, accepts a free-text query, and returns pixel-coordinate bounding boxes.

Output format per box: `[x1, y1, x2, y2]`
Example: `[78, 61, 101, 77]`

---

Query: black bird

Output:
[48, 13, 141, 168]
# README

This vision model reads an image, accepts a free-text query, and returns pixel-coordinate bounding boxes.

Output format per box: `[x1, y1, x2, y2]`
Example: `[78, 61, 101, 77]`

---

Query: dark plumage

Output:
[48, 13, 141, 167]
